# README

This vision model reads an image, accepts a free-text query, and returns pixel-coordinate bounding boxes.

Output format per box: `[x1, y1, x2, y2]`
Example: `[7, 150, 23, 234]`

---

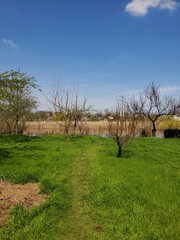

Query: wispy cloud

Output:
[160, 86, 180, 95]
[125, 85, 180, 97]
[125, 0, 178, 17]
[2, 38, 19, 49]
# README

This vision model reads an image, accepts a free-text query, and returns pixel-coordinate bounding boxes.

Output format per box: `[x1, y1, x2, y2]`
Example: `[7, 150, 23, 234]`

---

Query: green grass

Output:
[0, 135, 179, 239]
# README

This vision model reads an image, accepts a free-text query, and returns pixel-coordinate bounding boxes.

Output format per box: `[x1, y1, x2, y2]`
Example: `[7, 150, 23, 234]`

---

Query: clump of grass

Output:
[0, 148, 10, 161]
[0, 134, 30, 143]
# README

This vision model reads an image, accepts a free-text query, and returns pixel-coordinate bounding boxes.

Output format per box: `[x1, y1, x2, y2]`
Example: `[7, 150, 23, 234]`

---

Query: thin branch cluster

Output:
[49, 84, 91, 141]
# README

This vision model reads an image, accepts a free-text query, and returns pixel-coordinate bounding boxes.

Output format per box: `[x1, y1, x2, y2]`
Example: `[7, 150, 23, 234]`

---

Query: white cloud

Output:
[159, 0, 178, 9]
[2, 38, 19, 49]
[124, 85, 180, 98]
[125, 0, 178, 16]
[160, 86, 180, 95]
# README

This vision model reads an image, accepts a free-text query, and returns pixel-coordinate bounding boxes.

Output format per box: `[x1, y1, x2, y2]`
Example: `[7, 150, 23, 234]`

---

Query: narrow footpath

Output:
[59, 144, 102, 240]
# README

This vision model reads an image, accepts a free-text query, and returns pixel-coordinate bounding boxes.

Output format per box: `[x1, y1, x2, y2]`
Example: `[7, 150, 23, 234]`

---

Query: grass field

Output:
[0, 135, 179, 239]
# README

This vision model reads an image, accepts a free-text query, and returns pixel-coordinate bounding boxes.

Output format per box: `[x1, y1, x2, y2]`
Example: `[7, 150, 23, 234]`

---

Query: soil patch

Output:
[92, 226, 103, 232]
[0, 180, 47, 224]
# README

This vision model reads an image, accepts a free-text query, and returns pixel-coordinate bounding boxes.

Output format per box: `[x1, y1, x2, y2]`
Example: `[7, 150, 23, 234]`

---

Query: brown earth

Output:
[0, 180, 47, 224]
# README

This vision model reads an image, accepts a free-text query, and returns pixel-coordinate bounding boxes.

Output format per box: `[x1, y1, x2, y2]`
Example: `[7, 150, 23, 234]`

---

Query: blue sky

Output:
[0, 0, 180, 110]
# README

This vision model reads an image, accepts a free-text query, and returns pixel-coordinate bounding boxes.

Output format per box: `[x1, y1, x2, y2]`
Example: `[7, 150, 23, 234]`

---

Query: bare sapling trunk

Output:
[66, 133, 70, 142]
[152, 120, 156, 137]
[73, 118, 77, 135]
[117, 145, 122, 158]
[116, 137, 122, 158]
[65, 126, 70, 142]
[105, 98, 140, 158]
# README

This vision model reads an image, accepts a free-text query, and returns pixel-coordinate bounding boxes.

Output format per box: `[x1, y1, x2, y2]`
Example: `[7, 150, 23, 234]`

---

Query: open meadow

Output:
[0, 135, 180, 239]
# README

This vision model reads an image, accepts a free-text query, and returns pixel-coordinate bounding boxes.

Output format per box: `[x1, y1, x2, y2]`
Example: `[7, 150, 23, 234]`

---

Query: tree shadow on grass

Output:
[122, 148, 133, 158]
[107, 147, 133, 158]
[0, 148, 10, 162]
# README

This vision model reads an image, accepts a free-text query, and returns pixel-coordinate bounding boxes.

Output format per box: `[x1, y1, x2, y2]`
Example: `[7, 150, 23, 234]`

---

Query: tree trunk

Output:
[73, 118, 77, 134]
[66, 134, 70, 142]
[152, 121, 156, 137]
[117, 145, 122, 158]
[79, 126, 82, 135]
[116, 137, 122, 158]
[6, 121, 12, 134]
[12, 119, 19, 134]
[65, 128, 70, 142]
[16, 121, 18, 134]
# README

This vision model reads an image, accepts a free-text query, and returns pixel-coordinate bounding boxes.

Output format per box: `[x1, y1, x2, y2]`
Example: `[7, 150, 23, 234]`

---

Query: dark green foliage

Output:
[0, 134, 30, 143]
[164, 129, 180, 138]
[0, 148, 10, 160]
[0, 70, 40, 134]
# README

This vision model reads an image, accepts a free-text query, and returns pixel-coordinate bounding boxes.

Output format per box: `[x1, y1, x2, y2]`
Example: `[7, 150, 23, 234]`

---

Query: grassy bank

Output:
[0, 135, 179, 239]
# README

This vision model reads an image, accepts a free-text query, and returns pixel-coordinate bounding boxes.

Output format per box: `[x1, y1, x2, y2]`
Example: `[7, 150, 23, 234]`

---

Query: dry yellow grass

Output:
[25, 121, 109, 135]
[25, 120, 157, 136]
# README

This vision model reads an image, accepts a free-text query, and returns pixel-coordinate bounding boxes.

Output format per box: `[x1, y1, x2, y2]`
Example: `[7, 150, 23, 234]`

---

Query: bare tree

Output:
[48, 84, 91, 141]
[48, 85, 75, 141]
[131, 82, 179, 137]
[73, 98, 92, 135]
[105, 97, 140, 158]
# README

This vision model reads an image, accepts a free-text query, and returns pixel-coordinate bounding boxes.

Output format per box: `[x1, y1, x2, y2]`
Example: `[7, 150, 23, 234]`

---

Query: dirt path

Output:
[59, 145, 102, 240]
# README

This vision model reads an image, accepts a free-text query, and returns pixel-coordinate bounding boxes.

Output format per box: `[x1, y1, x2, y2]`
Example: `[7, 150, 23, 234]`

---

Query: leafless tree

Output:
[72, 97, 92, 135]
[48, 84, 91, 141]
[131, 82, 179, 137]
[105, 97, 140, 158]
[48, 85, 75, 141]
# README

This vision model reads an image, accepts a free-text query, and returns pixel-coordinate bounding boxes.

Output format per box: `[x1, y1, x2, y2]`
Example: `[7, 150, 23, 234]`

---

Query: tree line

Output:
[0, 70, 179, 157]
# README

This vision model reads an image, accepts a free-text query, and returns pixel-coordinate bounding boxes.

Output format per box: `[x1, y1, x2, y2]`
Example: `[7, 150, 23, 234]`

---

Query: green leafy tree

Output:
[0, 70, 40, 134]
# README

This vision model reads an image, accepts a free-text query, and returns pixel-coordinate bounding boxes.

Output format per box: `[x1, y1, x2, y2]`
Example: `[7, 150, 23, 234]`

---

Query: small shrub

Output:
[164, 129, 180, 138]
[140, 129, 151, 137]
[0, 148, 10, 158]
[0, 134, 30, 143]
[159, 118, 180, 129]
